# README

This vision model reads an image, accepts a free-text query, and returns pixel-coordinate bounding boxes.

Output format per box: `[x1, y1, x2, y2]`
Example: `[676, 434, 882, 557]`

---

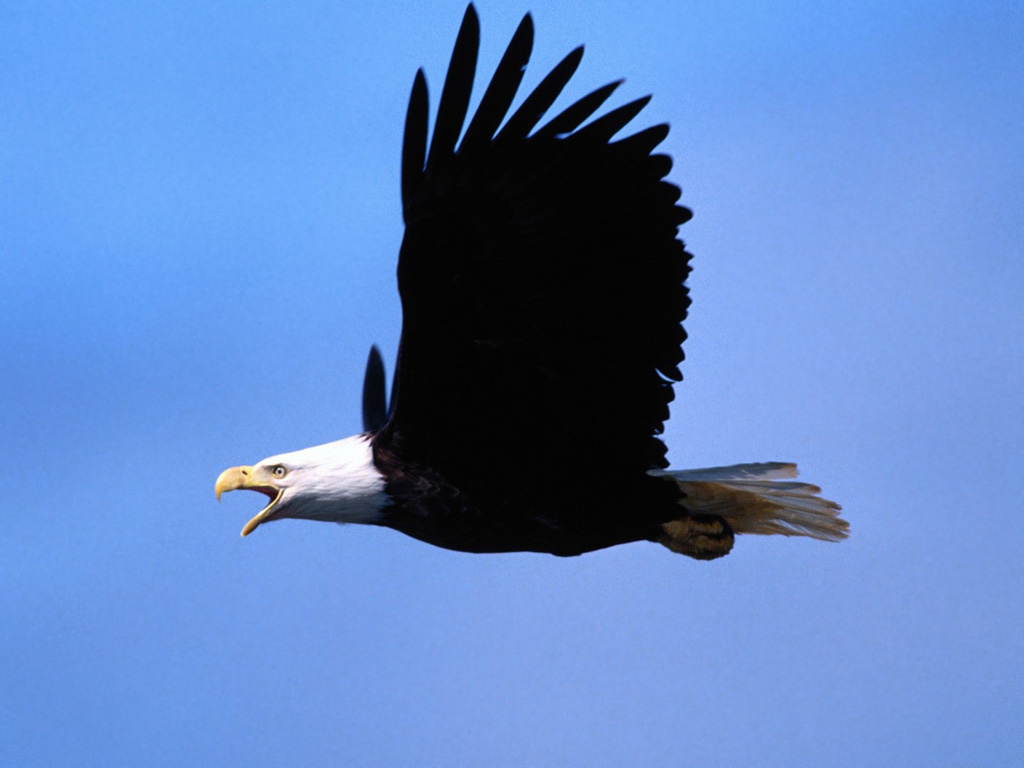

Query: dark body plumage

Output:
[368, 6, 699, 556]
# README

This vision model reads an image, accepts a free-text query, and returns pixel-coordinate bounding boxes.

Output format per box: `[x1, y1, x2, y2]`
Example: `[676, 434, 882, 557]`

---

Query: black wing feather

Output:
[425, 5, 479, 173]
[361, 345, 388, 432]
[401, 70, 428, 222]
[532, 80, 622, 140]
[573, 95, 652, 144]
[613, 123, 670, 157]
[495, 46, 583, 142]
[459, 13, 533, 153]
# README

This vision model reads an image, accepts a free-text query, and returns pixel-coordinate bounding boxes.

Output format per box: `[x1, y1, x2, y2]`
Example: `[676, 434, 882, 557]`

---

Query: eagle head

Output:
[215, 434, 387, 536]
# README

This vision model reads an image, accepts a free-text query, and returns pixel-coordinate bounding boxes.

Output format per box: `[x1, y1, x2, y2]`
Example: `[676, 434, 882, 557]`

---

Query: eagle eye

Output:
[271, 465, 288, 479]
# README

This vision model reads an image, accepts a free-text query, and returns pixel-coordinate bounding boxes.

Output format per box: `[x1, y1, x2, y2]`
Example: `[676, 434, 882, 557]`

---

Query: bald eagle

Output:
[215, 5, 847, 559]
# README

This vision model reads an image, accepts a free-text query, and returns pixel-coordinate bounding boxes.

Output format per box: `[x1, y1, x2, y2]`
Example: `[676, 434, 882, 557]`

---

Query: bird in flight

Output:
[215, 5, 847, 559]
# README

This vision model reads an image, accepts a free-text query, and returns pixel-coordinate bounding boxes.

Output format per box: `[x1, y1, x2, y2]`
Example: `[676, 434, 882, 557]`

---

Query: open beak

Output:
[215, 466, 283, 537]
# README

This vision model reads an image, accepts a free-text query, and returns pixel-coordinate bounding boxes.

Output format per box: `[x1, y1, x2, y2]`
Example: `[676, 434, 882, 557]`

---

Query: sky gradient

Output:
[3, 1, 1022, 765]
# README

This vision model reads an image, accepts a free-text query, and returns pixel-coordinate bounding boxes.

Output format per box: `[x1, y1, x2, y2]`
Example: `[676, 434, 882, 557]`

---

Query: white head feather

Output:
[249, 434, 388, 530]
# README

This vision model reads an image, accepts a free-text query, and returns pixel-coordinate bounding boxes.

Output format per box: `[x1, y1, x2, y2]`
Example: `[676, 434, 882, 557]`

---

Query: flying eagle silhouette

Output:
[215, 5, 848, 559]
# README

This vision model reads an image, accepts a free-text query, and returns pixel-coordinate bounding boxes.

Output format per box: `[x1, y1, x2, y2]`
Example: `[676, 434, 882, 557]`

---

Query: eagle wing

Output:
[378, 6, 692, 508]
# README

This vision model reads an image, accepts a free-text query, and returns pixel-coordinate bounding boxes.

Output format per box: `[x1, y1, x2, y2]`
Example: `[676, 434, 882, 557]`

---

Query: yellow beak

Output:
[215, 466, 283, 537]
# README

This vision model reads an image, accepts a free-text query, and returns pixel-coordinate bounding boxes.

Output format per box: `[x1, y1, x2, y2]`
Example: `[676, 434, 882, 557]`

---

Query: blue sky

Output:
[2, 1, 1022, 765]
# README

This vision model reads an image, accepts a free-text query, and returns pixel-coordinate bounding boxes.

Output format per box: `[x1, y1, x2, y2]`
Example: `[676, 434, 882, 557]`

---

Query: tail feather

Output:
[651, 462, 848, 545]
[667, 462, 799, 482]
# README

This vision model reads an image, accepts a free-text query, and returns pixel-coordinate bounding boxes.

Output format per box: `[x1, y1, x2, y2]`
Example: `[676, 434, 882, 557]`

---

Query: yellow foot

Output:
[658, 515, 734, 560]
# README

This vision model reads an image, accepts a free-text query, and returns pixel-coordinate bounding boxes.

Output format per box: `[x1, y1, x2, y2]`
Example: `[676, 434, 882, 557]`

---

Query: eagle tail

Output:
[651, 463, 847, 559]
